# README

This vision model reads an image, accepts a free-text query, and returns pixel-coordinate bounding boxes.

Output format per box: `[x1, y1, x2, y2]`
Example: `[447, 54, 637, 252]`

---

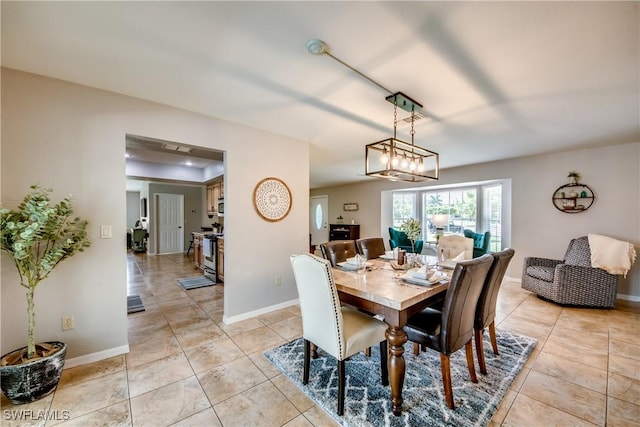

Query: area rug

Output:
[127, 295, 145, 314]
[177, 276, 216, 290]
[265, 330, 536, 427]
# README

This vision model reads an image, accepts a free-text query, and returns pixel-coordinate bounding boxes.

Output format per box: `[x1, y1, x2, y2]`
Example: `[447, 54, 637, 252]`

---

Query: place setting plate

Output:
[399, 268, 443, 286]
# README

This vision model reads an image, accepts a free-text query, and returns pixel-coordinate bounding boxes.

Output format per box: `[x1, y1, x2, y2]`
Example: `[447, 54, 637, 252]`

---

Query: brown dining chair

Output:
[319, 240, 357, 266]
[290, 254, 389, 416]
[356, 237, 386, 259]
[404, 254, 493, 409]
[474, 248, 515, 374]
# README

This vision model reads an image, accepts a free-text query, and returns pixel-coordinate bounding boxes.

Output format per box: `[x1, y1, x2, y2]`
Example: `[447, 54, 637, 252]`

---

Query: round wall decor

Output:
[253, 177, 292, 222]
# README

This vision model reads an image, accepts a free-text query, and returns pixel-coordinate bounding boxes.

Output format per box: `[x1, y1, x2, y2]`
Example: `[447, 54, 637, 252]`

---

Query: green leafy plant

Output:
[1, 185, 91, 360]
[400, 218, 422, 253]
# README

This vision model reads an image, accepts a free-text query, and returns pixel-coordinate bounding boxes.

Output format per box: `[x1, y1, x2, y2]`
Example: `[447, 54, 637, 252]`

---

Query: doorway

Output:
[156, 193, 185, 254]
[310, 195, 329, 247]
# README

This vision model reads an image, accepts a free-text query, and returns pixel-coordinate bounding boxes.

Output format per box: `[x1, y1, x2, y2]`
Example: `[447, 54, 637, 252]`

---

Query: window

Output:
[482, 185, 502, 252]
[423, 189, 477, 237]
[392, 192, 417, 228]
[391, 181, 506, 250]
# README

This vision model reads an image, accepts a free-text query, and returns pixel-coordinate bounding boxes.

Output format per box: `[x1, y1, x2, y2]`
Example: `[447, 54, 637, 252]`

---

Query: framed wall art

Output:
[343, 203, 358, 211]
[253, 177, 292, 222]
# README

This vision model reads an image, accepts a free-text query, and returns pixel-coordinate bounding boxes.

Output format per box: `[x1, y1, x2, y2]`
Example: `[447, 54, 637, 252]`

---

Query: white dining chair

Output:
[437, 235, 474, 261]
[290, 253, 389, 416]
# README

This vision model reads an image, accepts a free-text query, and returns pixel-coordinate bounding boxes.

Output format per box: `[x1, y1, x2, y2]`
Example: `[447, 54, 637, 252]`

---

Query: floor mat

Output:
[177, 276, 216, 290]
[127, 295, 145, 314]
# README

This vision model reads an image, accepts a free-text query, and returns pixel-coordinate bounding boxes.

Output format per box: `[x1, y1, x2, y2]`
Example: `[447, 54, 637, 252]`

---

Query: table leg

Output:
[386, 325, 407, 416]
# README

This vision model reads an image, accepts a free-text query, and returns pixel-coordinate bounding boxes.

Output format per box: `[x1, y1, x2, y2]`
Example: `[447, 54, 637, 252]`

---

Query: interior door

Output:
[157, 193, 184, 254]
[310, 195, 329, 247]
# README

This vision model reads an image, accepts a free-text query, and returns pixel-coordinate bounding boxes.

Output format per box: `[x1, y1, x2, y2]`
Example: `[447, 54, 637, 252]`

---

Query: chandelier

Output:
[306, 39, 439, 182]
[365, 92, 439, 182]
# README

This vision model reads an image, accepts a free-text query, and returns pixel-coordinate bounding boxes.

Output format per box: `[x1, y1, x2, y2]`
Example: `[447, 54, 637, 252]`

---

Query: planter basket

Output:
[0, 341, 67, 404]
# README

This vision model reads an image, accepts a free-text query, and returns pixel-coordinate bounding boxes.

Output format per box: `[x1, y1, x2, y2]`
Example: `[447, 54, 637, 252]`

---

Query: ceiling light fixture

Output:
[365, 92, 439, 182]
[305, 39, 439, 182]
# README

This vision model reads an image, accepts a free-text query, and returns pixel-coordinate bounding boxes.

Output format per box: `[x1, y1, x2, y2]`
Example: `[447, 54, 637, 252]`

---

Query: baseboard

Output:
[223, 298, 299, 325]
[617, 293, 640, 302]
[63, 345, 129, 369]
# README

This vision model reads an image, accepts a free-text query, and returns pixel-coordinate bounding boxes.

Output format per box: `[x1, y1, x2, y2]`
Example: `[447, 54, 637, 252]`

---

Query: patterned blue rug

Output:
[265, 330, 536, 427]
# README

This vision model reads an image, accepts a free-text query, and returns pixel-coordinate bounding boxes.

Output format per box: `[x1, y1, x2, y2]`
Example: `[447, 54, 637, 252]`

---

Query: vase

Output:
[0, 341, 67, 404]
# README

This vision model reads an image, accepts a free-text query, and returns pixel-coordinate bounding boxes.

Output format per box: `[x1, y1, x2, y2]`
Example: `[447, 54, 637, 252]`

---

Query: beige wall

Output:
[1, 68, 309, 362]
[312, 142, 640, 299]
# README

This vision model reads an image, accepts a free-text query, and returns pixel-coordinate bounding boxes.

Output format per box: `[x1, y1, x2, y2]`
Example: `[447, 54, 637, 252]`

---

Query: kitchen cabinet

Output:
[206, 179, 224, 215]
[217, 236, 224, 282]
[192, 232, 204, 271]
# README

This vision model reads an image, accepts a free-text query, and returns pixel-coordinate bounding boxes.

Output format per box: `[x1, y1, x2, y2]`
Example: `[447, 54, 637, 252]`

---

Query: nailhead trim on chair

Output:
[307, 254, 345, 358]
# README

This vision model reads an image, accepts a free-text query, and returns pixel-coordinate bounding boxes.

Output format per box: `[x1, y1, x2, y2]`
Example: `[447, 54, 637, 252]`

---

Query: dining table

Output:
[332, 256, 450, 416]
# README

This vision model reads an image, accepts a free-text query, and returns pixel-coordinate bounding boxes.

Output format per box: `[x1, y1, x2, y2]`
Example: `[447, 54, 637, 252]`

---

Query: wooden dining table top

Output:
[331, 258, 449, 311]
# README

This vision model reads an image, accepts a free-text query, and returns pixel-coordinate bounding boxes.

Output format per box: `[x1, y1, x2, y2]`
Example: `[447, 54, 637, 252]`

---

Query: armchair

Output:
[521, 236, 618, 308]
[388, 227, 423, 254]
[463, 229, 491, 258]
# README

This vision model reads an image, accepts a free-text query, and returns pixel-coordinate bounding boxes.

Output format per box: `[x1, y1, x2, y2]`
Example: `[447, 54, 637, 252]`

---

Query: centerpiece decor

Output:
[400, 218, 422, 264]
[0, 185, 91, 404]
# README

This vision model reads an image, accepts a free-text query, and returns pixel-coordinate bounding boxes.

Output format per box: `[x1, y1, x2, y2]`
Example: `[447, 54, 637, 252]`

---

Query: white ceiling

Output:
[3, 2, 638, 188]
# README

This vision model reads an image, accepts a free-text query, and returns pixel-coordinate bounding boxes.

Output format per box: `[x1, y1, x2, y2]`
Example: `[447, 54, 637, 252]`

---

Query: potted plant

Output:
[567, 171, 580, 185]
[400, 218, 422, 260]
[0, 185, 91, 404]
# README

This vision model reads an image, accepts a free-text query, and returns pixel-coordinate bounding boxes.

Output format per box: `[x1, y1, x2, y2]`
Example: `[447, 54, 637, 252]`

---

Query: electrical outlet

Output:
[275, 275, 281, 286]
[62, 315, 75, 331]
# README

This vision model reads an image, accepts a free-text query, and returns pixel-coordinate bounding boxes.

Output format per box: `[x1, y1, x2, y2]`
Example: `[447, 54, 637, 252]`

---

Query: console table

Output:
[329, 224, 360, 241]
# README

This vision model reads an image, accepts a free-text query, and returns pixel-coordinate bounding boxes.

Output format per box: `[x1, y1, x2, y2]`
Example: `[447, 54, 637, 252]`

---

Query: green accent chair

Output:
[463, 229, 491, 258]
[388, 227, 424, 254]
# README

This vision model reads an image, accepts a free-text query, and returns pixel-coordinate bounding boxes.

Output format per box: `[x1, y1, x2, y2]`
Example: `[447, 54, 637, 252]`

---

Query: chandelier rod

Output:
[306, 39, 393, 95]
[323, 51, 394, 95]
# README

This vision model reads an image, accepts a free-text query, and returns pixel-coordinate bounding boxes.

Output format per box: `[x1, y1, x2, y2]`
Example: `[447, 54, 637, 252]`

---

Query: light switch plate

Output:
[101, 225, 112, 239]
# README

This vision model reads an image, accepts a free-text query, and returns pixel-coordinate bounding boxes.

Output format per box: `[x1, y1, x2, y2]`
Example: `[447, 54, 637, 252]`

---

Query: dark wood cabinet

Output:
[329, 224, 360, 241]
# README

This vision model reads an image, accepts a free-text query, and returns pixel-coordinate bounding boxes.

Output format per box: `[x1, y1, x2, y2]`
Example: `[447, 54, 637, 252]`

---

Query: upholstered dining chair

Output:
[319, 240, 357, 267]
[290, 254, 389, 416]
[388, 227, 424, 254]
[404, 254, 493, 409]
[474, 248, 515, 375]
[437, 234, 474, 261]
[463, 229, 491, 258]
[356, 237, 386, 259]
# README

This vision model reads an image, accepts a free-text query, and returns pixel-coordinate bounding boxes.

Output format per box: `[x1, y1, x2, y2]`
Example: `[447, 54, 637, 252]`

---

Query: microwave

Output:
[217, 197, 224, 214]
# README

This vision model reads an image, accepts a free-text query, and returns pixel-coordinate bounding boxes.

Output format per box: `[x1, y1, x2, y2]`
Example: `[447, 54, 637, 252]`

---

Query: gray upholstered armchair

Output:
[521, 236, 618, 308]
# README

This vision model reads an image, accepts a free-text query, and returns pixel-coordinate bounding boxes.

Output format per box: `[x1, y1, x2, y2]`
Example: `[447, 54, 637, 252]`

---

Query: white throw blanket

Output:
[588, 233, 637, 277]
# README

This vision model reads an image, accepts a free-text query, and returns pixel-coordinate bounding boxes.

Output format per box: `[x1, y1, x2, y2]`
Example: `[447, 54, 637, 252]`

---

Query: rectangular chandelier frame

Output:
[365, 137, 439, 182]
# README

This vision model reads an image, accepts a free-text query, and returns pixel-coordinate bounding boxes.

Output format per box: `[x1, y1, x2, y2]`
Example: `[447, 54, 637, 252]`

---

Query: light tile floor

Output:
[2, 252, 639, 426]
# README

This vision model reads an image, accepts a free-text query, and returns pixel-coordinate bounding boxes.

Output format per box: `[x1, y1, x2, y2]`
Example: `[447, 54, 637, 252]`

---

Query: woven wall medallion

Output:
[253, 177, 292, 222]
